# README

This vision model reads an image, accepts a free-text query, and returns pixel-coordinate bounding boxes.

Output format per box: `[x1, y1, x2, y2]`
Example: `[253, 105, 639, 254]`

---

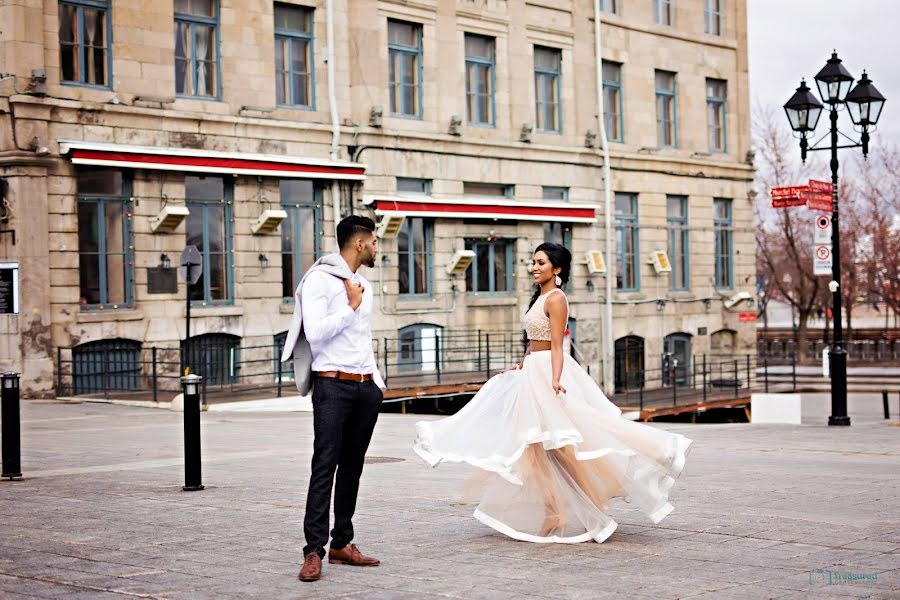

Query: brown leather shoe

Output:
[298, 553, 322, 582]
[328, 543, 380, 567]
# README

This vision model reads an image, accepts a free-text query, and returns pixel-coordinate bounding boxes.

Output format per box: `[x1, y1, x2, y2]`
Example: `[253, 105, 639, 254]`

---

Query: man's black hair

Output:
[336, 215, 376, 249]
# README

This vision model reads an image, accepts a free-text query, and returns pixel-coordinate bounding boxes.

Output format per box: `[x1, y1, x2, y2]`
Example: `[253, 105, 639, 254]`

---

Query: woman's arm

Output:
[546, 292, 568, 395]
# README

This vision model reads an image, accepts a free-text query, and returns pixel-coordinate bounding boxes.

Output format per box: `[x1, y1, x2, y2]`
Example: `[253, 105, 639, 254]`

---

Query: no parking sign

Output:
[813, 244, 832, 276]
[814, 214, 832, 244]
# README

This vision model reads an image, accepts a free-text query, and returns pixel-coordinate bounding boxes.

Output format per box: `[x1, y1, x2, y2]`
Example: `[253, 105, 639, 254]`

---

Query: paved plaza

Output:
[0, 393, 898, 599]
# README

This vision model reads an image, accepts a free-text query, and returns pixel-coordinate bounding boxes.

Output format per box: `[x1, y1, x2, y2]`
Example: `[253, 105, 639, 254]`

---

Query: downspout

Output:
[326, 0, 341, 247]
[593, 0, 615, 393]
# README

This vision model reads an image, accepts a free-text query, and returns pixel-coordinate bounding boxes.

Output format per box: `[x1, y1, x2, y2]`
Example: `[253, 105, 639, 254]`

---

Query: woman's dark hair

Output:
[525, 242, 572, 312]
[522, 243, 572, 348]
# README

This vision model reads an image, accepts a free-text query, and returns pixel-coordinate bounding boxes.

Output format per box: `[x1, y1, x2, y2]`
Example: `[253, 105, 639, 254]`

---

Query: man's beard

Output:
[364, 255, 376, 268]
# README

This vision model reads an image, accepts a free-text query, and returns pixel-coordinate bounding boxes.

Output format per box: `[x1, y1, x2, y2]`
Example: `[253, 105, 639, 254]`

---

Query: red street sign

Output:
[770, 185, 807, 199]
[771, 197, 807, 208]
[801, 190, 833, 212]
[808, 179, 833, 194]
[739, 311, 758, 322]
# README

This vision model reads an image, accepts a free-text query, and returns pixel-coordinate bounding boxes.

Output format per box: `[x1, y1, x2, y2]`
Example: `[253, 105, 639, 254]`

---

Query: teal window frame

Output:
[705, 0, 722, 35]
[714, 198, 733, 290]
[59, 0, 112, 88]
[388, 19, 423, 118]
[77, 176, 134, 311]
[465, 33, 495, 127]
[653, 0, 673, 26]
[174, 0, 221, 99]
[534, 46, 562, 133]
[615, 192, 639, 292]
[397, 177, 432, 195]
[185, 176, 233, 305]
[667, 195, 690, 291]
[707, 78, 727, 152]
[465, 239, 514, 294]
[398, 218, 433, 297]
[274, 3, 315, 109]
[602, 61, 624, 142]
[542, 186, 568, 202]
[655, 70, 677, 147]
[280, 181, 323, 302]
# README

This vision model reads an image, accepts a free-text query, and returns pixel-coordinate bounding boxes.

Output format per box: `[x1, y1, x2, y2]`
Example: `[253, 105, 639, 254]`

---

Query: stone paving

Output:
[0, 393, 897, 599]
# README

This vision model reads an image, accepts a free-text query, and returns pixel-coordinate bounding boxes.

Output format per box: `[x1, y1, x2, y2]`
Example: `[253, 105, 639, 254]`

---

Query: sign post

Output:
[179, 246, 203, 376]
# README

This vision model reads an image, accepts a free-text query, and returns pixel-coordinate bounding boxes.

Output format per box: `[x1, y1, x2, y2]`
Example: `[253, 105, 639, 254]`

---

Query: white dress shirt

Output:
[300, 258, 385, 390]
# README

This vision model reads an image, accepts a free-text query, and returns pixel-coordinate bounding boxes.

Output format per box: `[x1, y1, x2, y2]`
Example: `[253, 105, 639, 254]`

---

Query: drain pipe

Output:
[326, 0, 341, 248]
[594, 0, 615, 393]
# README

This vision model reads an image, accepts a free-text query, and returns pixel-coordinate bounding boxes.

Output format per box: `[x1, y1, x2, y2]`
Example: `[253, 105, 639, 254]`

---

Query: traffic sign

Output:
[802, 190, 833, 212]
[808, 179, 832, 194]
[179, 245, 203, 285]
[814, 214, 832, 244]
[813, 244, 832, 276]
[770, 186, 807, 208]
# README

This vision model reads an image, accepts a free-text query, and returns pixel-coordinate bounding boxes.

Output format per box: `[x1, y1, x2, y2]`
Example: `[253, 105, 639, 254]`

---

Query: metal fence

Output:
[758, 338, 900, 363]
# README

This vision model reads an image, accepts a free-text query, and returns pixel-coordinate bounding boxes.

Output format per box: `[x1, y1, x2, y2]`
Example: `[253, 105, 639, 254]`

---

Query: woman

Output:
[414, 243, 692, 543]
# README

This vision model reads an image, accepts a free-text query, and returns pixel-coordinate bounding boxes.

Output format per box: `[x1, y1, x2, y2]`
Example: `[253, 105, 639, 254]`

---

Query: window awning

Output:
[367, 196, 598, 223]
[58, 140, 366, 181]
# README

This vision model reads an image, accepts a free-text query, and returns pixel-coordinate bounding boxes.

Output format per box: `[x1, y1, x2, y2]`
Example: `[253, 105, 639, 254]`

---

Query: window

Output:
[274, 3, 314, 108]
[281, 180, 321, 300]
[182, 333, 240, 385]
[655, 70, 677, 147]
[599, 0, 619, 14]
[466, 239, 513, 293]
[602, 61, 624, 142]
[615, 193, 639, 291]
[397, 177, 431, 195]
[465, 34, 495, 125]
[707, 79, 727, 152]
[711, 329, 737, 354]
[59, 0, 110, 86]
[398, 324, 443, 373]
[705, 0, 722, 35]
[77, 169, 133, 310]
[398, 218, 433, 296]
[543, 223, 572, 249]
[614, 336, 644, 392]
[185, 176, 232, 304]
[667, 195, 689, 291]
[534, 46, 561, 133]
[464, 182, 512, 197]
[542, 186, 568, 202]
[175, 0, 219, 98]
[714, 198, 733, 289]
[653, 0, 673, 26]
[388, 20, 422, 117]
[71, 339, 141, 395]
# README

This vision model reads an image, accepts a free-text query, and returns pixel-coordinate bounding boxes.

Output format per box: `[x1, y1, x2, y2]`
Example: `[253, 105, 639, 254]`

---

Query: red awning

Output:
[368, 196, 597, 223]
[59, 140, 366, 180]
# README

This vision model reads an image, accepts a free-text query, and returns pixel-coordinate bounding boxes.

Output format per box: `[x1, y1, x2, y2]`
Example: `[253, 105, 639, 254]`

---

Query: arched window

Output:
[663, 332, 692, 387]
[72, 339, 141, 395]
[710, 329, 737, 355]
[614, 335, 644, 392]
[181, 333, 241, 385]
[398, 323, 443, 373]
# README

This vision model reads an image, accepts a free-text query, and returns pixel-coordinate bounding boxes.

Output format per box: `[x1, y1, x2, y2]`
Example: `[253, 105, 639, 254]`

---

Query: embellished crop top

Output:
[524, 288, 568, 341]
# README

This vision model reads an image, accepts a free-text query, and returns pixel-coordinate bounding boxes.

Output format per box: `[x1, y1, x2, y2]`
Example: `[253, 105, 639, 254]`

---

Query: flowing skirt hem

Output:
[473, 508, 618, 544]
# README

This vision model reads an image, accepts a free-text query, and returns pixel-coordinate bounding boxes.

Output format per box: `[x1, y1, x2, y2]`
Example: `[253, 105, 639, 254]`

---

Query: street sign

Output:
[179, 245, 203, 285]
[808, 179, 832, 194]
[814, 214, 832, 244]
[802, 190, 833, 212]
[770, 186, 807, 208]
[738, 311, 758, 322]
[813, 244, 833, 276]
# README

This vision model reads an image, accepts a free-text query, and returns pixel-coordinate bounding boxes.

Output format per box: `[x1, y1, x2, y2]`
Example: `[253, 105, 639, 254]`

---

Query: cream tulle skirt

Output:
[413, 351, 693, 544]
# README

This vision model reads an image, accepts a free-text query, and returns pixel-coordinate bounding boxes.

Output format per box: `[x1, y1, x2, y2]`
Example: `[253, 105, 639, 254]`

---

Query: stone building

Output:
[0, 0, 756, 398]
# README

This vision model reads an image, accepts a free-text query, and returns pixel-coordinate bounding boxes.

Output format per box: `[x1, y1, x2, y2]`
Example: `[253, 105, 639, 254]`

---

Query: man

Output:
[283, 215, 385, 583]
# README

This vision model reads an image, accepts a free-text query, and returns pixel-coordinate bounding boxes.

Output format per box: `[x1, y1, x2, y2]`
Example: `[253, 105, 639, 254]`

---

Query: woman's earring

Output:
[554, 275, 562, 287]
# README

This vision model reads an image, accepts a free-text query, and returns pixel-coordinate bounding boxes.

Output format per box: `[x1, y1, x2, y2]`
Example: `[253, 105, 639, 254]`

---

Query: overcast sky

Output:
[748, 0, 899, 148]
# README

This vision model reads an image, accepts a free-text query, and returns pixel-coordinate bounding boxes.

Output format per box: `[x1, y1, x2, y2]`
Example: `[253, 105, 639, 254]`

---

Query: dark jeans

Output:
[303, 377, 383, 558]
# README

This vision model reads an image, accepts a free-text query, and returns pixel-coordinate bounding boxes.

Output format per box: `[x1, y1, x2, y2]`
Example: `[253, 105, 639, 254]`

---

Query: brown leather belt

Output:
[314, 370, 373, 382]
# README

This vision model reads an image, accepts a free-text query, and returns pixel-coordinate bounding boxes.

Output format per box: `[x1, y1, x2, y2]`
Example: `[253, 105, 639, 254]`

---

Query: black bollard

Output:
[1, 372, 22, 480]
[883, 390, 890, 420]
[181, 374, 204, 491]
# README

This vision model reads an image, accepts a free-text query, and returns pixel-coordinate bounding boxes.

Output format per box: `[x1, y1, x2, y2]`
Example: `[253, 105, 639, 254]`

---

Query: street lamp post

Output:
[783, 52, 886, 427]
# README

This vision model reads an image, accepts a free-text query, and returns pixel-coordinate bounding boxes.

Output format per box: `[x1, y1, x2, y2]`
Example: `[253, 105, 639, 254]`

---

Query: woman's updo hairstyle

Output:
[525, 242, 572, 313]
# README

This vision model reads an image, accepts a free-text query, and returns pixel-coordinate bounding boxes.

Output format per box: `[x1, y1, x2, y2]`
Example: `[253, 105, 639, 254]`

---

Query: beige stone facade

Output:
[0, 0, 755, 398]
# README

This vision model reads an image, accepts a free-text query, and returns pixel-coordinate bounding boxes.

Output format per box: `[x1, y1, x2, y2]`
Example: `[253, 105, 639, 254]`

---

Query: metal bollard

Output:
[1, 372, 22, 480]
[181, 374, 204, 491]
[883, 390, 890, 420]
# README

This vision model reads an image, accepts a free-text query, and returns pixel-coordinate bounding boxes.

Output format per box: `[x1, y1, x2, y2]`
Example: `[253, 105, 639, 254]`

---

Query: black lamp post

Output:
[783, 52, 886, 427]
